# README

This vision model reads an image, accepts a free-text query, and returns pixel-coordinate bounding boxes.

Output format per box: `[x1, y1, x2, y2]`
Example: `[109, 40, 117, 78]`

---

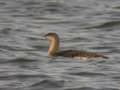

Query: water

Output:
[0, 0, 120, 90]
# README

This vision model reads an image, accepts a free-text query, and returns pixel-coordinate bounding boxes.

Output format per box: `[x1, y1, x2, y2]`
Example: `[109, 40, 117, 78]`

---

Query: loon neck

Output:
[48, 37, 59, 56]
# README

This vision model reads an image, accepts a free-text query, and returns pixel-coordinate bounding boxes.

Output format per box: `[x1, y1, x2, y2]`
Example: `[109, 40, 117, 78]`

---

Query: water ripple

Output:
[0, 0, 120, 90]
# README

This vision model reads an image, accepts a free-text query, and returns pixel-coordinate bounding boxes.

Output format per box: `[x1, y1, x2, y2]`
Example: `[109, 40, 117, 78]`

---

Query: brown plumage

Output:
[54, 50, 108, 59]
[44, 32, 108, 60]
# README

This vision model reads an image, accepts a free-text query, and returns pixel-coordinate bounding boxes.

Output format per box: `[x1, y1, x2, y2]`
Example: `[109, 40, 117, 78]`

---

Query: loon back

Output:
[54, 50, 108, 59]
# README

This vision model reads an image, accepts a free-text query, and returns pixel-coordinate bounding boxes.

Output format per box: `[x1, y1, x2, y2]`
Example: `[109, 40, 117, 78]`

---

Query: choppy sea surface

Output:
[0, 0, 120, 90]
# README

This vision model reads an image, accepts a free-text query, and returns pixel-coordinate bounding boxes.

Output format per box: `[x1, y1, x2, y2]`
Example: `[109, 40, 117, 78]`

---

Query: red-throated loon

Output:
[44, 32, 108, 60]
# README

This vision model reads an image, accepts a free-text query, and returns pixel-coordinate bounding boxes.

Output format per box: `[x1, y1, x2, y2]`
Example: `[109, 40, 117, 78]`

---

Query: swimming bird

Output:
[44, 32, 108, 60]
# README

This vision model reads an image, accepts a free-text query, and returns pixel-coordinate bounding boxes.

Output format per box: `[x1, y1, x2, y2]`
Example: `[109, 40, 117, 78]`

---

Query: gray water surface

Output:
[0, 0, 120, 90]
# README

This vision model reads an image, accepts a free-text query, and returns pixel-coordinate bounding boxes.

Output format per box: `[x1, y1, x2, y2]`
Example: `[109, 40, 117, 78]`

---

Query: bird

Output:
[43, 32, 108, 60]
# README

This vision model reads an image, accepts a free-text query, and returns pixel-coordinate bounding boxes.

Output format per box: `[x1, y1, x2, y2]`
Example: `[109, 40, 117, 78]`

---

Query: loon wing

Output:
[54, 50, 108, 59]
